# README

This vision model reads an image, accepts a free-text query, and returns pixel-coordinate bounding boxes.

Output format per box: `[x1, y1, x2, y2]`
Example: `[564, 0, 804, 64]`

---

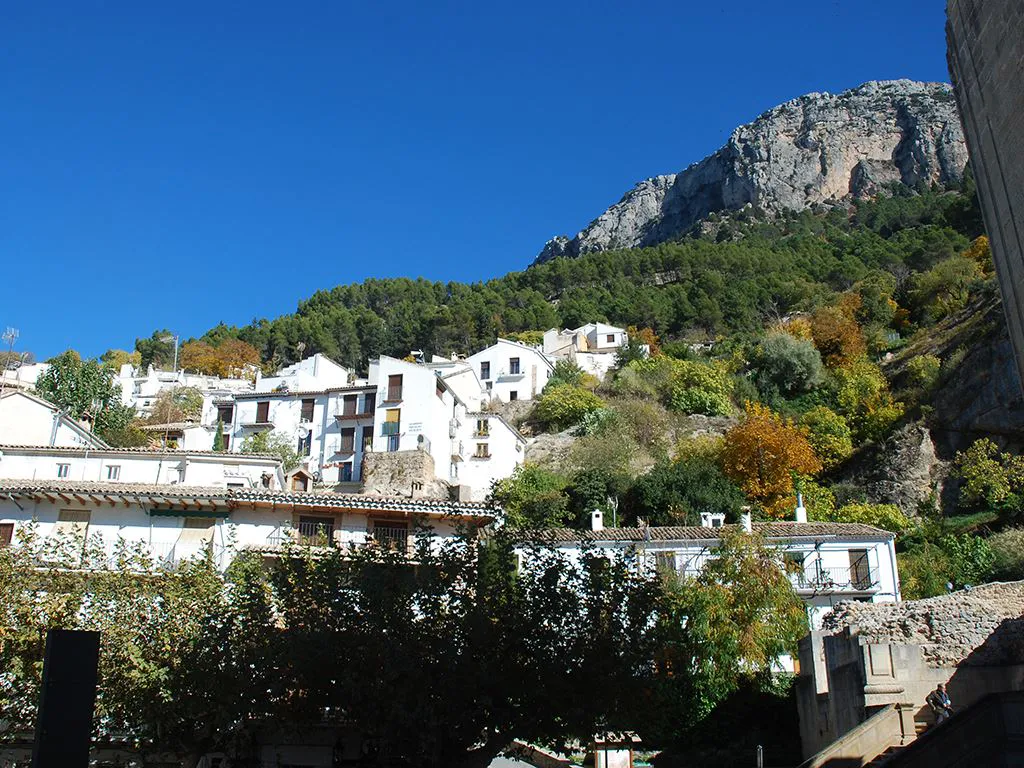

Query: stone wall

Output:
[823, 581, 1024, 668]
[360, 449, 451, 500]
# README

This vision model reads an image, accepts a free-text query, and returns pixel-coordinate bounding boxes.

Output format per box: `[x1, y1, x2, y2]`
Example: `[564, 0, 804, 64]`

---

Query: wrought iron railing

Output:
[790, 565, 876, 592]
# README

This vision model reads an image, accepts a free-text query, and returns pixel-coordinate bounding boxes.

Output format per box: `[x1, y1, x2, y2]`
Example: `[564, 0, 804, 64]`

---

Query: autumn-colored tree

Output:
[963, 235, 994, 276]
[778, 316, 813, 341]
[833, 359, 904, 443]
[626, 325, 662, 356]
[180, 339, 260, 378]
[720, 402, 822, 517]
[810, 296, 866, 367]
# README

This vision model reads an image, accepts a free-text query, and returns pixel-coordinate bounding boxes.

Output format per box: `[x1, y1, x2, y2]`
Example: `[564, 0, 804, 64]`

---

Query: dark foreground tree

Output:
[0, 524, 806, 767]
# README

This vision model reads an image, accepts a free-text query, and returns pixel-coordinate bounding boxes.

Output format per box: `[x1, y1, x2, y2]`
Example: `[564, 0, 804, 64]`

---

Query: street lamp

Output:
[159, 334, 180, 375]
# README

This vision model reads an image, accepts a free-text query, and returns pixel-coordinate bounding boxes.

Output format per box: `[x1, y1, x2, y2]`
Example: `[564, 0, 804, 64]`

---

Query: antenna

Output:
[0, 327, 19, 401]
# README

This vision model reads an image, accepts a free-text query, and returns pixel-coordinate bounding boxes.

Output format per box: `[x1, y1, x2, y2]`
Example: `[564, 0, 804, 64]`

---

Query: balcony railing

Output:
[381, 422, 400, 437]
[335, 409, 374, 421]
[451, 440, 465, 461]
[295, 521, 335, 547]
[372, 526, 410, 553]
[790, 566, 877, 592]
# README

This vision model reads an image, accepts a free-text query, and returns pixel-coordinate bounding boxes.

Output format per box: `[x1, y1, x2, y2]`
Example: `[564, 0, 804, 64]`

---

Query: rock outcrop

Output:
[537, 80, 968, 262]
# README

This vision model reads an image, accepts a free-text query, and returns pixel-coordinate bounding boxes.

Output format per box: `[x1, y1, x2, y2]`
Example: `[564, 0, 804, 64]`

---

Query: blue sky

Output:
[1, 1, 951, 360]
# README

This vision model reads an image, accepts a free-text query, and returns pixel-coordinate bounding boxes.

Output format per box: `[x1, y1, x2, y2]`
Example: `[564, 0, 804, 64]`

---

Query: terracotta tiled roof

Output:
[524, 521, 893, 544]
[233, 384, 375, 400]
[0, 479, 497, 516]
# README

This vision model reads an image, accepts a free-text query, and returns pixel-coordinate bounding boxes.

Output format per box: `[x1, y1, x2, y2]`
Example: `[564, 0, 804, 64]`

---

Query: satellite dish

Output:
[297, 425, 310, 439]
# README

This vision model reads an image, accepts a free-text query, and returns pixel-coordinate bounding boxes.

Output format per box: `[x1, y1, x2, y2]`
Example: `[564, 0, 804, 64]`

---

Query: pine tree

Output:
[212, 418, 225, 452]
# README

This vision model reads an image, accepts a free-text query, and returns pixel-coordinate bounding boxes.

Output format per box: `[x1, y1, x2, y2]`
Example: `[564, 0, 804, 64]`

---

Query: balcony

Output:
[451, 440, 465, 461]
[239, 421, 274, 430]
[335, 409, 374, 422]
[789, 566, 877, 593]
[381, 422, 401, 437]
[371, 525, 410, 555]
[379, 386, 403, 403]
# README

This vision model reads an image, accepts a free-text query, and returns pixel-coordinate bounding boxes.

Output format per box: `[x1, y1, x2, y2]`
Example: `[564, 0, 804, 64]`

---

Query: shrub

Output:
[818, 501, 910, 534]
[987, 528, 1024, 581]
[490, 465, 572, 529]
[668, 361, 733, 416]
[532, 385, 604, 432]
[833, 359, 904, 442]
[953, 438, 1024, 516]
[752, 332, 824, 396]
[625, 457, 747, 526]
[905, 354, 941, 392]
[545, 359, 585, 390]
[941, 533, 995, 588]
[800, 406, 853, 469]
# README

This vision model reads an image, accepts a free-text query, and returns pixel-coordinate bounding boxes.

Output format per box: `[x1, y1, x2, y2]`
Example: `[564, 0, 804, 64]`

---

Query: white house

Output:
[465, 339, 554, 403]
[254, 353, 351, 393]
[0, 362, 49, 391]
[521, 511, 900, 632]
[542, 323, 630, 381]
[0, 391, 108, 448]
[0, 444, 284, 490]
[221, 355, 525, 501]
[0, 476, 497, 570]
[117, 364, 253, 417]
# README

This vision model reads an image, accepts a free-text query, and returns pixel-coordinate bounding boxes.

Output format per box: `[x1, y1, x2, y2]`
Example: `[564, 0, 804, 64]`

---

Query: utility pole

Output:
[159, 334, 180, 449]
[0, 327, 20, 402]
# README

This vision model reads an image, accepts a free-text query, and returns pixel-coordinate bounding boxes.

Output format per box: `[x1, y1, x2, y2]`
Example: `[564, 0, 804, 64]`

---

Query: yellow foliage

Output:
[963, 235, 994, 276]
[720, 403, 822, 518]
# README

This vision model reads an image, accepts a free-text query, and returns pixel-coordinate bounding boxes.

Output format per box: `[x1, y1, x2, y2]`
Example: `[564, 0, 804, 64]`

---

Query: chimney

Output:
[795, 493, 807, 523]
[591, 509, 604, 531]
[740, 506, 752, 533]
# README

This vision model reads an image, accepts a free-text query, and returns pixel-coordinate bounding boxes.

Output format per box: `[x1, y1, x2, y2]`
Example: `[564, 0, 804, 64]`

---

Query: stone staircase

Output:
[863, 721, 929, 767]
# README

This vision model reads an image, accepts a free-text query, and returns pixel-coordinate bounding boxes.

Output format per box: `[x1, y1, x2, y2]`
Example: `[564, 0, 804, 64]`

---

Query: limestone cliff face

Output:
[537, 80, 968, 262]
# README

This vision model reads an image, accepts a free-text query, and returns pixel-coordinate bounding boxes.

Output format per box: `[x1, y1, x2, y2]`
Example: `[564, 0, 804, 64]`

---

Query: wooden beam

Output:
[57, 493, 73, 504]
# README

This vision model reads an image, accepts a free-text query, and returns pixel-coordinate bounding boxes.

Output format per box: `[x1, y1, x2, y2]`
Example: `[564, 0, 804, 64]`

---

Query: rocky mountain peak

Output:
[536, 80, 968, 263]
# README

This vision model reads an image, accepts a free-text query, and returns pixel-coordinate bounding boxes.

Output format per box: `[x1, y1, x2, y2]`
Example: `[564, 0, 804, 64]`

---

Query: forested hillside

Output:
[167, 179, 984, 373]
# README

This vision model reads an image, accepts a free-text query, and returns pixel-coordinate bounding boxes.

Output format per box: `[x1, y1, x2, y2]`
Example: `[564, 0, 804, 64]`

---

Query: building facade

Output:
[466, 339, 554, 403]
[947, 0, 1024, 389]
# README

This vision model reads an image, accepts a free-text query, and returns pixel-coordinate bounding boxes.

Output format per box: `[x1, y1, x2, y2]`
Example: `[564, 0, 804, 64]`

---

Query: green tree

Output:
[752, 332, 823, 397]
[240, 430, 301, 472]
[814, 501, 910, 534]
[134, 329, 177, 369]
[625, 458, 747, 526]
[490, 465, 572, 528]
[544, 359, 586, 390]
[146, 386, 204, 425]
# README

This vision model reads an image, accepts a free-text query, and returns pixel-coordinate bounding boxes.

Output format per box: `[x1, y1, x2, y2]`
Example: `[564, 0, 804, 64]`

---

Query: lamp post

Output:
[159, 334, 179, 449]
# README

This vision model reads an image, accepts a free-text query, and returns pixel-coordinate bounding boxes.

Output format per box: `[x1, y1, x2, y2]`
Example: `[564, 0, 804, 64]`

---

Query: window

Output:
[387, 434, 400, 452]
[606, 334, 615, 343]
[382, 408, 401, 437]
[436, 379, 445, 400]
[297, 515, 334, 546]
[300, 398, 315, 422]
[509, 357, 520, 375]
[475, 443, 490, 459]
[372, 521, 408, 552]
[509, 390, 518, 401]
[342, 394, 358, 416]
[655, 551, 675, 572]
[217, 404, 234, 423]
[179, 517, 215, 553]
[849, 549, 871, 589]
[387, 374, 403, 401]
[340, 427, 355, 453]
[291, 474, 309, 491]
[783, 552, 805, 576]
[256, 401, 270, 423]
[107, 465, 121, 481]
[0, 523, 13, 548]
[475, 418, 489, 437]
[480, 361, 491, 380]
[340, 462, 353, 482]
[222, 433, 231, 451]
[485, 381, 493, 391]
[56, 463, 70, 478]
[363, 392, 376, 413]
[297, 432, 312, 456]
[55, 510, 90, 540]
[361, 425, 374, 451]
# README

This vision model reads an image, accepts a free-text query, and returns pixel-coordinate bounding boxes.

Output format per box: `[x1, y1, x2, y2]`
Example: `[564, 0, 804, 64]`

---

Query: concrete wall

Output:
[0, 392, 103, 448]
[948, 0, 1024, 390]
